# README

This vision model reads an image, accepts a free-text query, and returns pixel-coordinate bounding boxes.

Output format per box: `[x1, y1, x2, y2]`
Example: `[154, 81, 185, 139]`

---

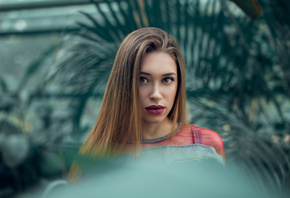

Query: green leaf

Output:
[1, 134, 30, 168]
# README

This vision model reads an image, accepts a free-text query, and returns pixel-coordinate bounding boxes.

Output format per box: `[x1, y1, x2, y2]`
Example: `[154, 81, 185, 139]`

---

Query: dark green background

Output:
[0, 0, 289, 197]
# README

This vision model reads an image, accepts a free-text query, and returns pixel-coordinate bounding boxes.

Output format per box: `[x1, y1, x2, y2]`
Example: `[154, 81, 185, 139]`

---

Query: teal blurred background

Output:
[0, 0, 289, 197]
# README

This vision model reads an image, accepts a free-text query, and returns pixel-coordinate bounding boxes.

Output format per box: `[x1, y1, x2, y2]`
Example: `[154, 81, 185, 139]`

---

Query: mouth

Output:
[145, 105, 165, 114]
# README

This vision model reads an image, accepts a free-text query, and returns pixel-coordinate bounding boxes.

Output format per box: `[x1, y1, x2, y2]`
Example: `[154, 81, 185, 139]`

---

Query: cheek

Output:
[138, 87, 147, 103]
[166, 86, 178, 103]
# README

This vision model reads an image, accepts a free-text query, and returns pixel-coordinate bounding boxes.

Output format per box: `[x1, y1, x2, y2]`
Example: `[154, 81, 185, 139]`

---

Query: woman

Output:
[69, 27, 224, 180]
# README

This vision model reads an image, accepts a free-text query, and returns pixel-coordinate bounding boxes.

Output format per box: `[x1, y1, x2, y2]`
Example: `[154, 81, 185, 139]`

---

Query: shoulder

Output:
[188, 125, 223, 143]
[189, 125, 225, 162]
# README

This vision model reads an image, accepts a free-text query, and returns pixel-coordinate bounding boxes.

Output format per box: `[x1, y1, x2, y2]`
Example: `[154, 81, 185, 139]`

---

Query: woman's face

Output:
[139, 51, 178, 124]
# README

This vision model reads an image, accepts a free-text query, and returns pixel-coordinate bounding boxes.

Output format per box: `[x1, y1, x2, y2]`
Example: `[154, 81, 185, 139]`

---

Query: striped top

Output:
[125, 124, 225, 164]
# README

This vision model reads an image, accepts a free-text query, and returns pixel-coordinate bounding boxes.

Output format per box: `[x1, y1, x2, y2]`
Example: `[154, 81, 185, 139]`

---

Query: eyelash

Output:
[139, 77, 174, 84]
[162, 77, 174, 83]
[140, 77, 148, 83]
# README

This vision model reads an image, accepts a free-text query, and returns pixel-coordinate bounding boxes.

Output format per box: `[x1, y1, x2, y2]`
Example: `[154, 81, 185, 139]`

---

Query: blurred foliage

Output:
[46, 158, 277, 198]
[0, 0, 290, 197]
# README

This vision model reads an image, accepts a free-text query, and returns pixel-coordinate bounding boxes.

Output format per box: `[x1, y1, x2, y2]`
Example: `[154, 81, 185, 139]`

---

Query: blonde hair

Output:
[69, 28, 186, 180]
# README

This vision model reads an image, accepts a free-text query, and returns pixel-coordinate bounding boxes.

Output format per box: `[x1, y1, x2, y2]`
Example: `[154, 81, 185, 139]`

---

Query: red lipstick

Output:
[145, 105, 165, 114]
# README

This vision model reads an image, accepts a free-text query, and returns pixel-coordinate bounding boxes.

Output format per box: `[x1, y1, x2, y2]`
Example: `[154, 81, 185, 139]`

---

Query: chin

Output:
[142, 117, 167, 124]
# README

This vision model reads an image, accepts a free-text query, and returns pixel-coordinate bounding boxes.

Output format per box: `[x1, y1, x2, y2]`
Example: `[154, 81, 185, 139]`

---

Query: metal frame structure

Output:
[0, 0, 95, 11]
[0, 0, 108, 36]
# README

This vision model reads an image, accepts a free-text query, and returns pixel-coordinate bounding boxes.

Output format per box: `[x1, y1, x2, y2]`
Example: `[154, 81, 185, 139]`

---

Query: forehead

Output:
[140, 52, 177, 74]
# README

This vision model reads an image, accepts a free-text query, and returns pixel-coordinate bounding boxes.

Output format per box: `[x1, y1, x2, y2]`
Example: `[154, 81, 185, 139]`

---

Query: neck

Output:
[141, 118, 176, 139]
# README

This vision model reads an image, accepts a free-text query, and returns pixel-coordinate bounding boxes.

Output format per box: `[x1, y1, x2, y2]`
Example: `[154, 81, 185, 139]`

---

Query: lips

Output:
[145, 105, 165, 114]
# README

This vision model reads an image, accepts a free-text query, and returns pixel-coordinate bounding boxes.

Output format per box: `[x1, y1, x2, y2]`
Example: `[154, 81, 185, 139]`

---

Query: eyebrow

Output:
[140, 72, 176, 76]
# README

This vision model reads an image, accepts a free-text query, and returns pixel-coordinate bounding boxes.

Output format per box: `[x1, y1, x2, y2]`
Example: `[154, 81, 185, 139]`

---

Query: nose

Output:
[150, 83, 162, 102]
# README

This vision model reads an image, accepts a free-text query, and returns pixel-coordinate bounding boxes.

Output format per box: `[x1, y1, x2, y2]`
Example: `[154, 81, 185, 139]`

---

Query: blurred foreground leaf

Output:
[44, 158, 278, 198]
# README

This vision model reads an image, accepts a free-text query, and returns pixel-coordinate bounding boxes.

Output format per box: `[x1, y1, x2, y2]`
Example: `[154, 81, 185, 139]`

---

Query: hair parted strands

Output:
[69, 27, 186, 181]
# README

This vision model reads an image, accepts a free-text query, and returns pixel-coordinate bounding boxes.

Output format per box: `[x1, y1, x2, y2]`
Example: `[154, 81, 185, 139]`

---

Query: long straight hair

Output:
[79, 27, 186, 157]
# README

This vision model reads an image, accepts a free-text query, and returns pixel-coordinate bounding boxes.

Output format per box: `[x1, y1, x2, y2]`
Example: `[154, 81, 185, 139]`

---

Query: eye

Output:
[140, 76, 148, 84]
[162, 77, 174, 84]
